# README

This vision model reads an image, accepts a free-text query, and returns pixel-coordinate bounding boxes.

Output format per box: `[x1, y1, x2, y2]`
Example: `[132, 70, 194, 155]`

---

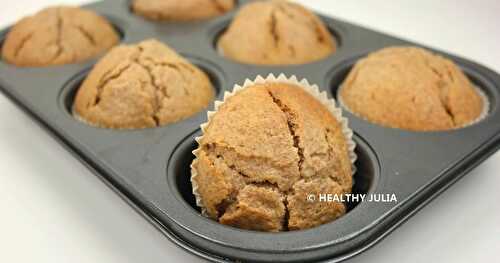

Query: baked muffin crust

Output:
[193, 83, 352, 231]
[218, 0, 336, 65]
[340, 46, 485, 131]
[74, 39, 215, 129]
[132, 0, 235, 21]
[1, 6, 119, 67]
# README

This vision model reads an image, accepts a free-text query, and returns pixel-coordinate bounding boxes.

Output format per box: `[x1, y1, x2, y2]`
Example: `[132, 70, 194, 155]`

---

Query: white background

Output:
[0, 0, 499, 262]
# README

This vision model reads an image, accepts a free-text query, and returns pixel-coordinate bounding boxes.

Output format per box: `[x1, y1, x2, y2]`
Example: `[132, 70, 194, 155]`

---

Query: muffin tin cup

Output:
[1, 0, 500, 262]
[190, 73, 358, 216]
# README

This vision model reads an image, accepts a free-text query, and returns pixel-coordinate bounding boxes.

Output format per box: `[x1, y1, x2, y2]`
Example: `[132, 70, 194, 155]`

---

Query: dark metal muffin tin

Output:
[1, 0, 499, 262]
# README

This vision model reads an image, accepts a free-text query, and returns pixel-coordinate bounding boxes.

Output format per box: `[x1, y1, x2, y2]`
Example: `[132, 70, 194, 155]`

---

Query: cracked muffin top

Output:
[73, 39, 215, 129]
[1, 6, 119, 67]
[339, 46, 485, 131]
[218, 0, 336, 65]
[132, 0, 235, 21]
[192, 83, 352, 232]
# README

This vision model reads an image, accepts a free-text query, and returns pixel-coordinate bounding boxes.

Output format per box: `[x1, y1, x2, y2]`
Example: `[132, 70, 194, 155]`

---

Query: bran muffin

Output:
[192, 80, 353, 232]
[74, 39, 215, 129]
[218, 0, 336, 65]
[339, 46, 485, 131]
[1, 6, 119, 67]
[132, 0, 235, 21]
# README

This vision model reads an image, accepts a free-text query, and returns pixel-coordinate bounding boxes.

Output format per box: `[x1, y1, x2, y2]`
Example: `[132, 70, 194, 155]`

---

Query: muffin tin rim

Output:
[164, 129, 383, 251]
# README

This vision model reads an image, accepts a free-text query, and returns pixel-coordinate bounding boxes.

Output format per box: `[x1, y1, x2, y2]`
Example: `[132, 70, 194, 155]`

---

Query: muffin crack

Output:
[215, 193, 237, 219]
[166, 63, 192, 96]
[212, 149, 250, 179]
[203, 141, 291, 229]
[248, 180, 280, 190]
[421, 56, 457, 125]
[435, 81, 456, 125]
[269, 10, 280, 48]
[275, 2, 305, 44]
[141, 56, 194, 97]
[267, 91, 304, 173]
[280, 2, 326, 45]
[210, 0, 229, 13]
[204, 143, 291, 181]
[276, 4, 295, 19]
[12, 32, 34, 58]
[75, 25, 97, 47]
[246, 181, 290, 230]
[323, 128, 345, 186]
[307, 129, 334, 160]
[93, 63, 132, 107]
[202, 147, 239, 219]
[136, 61, 163, 125]
[49, 8, 65, 63]
[283, 196, 290, 231]
[311, 18, 327, 44]
[134, 47, 189, 125]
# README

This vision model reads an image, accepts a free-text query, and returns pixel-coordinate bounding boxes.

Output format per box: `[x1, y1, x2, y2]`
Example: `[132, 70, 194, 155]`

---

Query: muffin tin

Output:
[1, 0, 500, 262]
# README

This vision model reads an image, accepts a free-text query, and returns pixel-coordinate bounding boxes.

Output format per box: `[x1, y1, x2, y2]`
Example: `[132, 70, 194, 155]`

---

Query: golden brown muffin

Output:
[218, 0, 336, 65]
[132, 0, 235, 21]
[1, 6, 119, 67]
[340, 46, 485, 131]
[74, 39, 215, 129]
[192, 83, 352, 232]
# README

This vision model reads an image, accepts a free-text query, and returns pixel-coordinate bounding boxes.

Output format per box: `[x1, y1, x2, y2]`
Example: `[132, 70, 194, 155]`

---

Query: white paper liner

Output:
[337, 85, 490, 130]
[190, 74, 358, 215]
[462, 87, 490, 128]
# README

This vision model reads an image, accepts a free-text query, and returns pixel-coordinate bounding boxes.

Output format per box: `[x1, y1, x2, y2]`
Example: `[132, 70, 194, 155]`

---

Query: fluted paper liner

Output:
[337, 85, 490, 130]
[191, 74, 358, 215]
